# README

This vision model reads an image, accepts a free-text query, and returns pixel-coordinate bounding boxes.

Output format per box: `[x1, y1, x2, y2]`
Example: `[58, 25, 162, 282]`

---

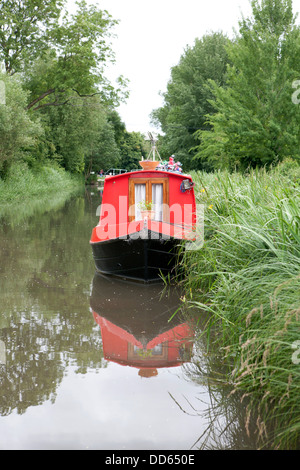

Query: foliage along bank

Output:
[0, 161, 83, 222]
[181, 159, 300, 449]
[153, 0, 300, 173]
[0, 1, 148, 182]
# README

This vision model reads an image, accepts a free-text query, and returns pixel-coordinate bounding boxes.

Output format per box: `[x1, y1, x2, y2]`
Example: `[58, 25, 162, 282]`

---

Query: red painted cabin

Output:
[90, 166, 196, 282]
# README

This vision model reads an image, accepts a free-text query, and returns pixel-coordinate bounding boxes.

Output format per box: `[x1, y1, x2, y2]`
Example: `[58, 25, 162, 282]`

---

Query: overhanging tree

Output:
[0, 0, 129, 175]
[0, 0, 65, 74]
[0, 0, 128, 110]
[25, 0, 127, 110]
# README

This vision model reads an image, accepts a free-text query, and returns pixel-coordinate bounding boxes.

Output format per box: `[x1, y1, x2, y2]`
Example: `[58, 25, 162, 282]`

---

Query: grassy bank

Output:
[182, 160, 300, 449]
[0, 162, 84, 222]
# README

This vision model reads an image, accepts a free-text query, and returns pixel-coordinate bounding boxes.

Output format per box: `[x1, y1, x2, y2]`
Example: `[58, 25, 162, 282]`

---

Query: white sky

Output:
[67, 0, 300, 135]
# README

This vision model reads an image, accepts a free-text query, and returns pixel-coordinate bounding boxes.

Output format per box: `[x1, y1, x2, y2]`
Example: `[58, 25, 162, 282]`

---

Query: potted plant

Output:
[139, 160, 160, 170]
[138, 200, 155, 219]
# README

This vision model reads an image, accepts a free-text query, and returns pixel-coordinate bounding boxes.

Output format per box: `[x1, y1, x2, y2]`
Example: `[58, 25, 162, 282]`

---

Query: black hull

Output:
[91, 232, 181, 282]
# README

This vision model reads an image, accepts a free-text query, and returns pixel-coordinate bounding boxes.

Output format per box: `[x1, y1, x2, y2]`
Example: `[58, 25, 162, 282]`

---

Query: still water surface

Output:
[0, 189, 255, 450]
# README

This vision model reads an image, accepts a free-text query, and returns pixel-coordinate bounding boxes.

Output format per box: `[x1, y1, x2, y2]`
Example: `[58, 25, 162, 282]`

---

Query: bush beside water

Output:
[0, 162, 83, 222]
[182, 160, 300, 449]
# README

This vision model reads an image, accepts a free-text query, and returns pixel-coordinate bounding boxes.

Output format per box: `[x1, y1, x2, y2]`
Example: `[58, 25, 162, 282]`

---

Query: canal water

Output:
[0, 188, 257, 450]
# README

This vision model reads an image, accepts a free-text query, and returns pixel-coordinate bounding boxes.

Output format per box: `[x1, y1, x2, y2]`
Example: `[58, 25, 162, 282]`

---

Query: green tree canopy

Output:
[0, 0, 65, 74]
[0, 1, 129, 176]
[119, 131, 147, 171]
[0, 73, 42, 177]
[106, 112, 148, 171]
[151, 32, 230, 170]
[0, 0, 128, 111]
[25, 1, 127, 111]
[194, 0, 300, 170]
[84, 115, 121, 177]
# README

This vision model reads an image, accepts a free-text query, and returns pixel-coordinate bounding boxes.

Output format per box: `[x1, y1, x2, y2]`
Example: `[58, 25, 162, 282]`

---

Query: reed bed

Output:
[181, 160, 300, 449]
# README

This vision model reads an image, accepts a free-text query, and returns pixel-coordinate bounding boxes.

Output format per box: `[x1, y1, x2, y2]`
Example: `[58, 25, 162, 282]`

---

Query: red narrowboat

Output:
[90, 158, 196, 282]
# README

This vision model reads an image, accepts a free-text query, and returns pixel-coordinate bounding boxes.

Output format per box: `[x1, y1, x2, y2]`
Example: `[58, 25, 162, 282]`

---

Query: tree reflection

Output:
[0, 190, 104, 416]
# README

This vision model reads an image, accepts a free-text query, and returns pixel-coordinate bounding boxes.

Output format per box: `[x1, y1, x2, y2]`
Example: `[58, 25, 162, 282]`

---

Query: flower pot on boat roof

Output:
[139, 160, 160, 171]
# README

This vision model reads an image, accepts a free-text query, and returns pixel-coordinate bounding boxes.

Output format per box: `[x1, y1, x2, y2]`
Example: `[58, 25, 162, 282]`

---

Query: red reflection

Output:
[93, 312, 194, 372]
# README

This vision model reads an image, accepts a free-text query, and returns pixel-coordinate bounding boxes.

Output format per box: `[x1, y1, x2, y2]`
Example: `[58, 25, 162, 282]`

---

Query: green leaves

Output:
[0, 1, 129, 175]
[195, 0, 300, 170]
[0, 0, 126, 110]
[119, 131, 147, 170]
[0, 73, 42, 176]
[0, 0, 65, 73]
[151, 32, 230, 170]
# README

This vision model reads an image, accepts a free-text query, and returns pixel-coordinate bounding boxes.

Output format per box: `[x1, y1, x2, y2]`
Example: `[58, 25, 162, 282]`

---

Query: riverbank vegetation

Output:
[152, 0, 300, 448]
[180, 160, 300, 449]
[0, 0, 148, 186]
[152, 0, 300, 173]
[0, 161, 83, 222]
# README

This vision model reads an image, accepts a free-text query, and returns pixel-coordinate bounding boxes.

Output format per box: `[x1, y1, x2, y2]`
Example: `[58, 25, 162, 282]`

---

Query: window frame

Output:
[128, 178, 169, 222]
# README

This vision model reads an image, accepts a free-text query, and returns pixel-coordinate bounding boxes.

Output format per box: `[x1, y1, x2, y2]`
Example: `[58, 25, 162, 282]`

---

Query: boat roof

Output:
[104, 169, 193, 181]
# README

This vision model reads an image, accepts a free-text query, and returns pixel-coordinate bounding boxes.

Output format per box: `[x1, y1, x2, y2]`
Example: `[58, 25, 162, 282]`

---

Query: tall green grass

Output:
[0, 162, 83, 222]
[182, 160, 300, 449]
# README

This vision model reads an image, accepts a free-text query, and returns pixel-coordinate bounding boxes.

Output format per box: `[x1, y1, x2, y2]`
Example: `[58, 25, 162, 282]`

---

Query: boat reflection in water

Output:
[90, 274, 195, 377]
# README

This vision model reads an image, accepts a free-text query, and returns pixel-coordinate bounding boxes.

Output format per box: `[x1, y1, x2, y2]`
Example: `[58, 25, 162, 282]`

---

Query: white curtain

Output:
[135, 184, 146, 220]
[152, 184, 163, 221]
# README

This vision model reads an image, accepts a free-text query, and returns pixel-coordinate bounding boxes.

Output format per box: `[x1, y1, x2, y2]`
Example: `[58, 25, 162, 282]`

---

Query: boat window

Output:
[152, 183, 163, 221]
[129, 178, 169, 222]
[134, 183, 146, 220]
